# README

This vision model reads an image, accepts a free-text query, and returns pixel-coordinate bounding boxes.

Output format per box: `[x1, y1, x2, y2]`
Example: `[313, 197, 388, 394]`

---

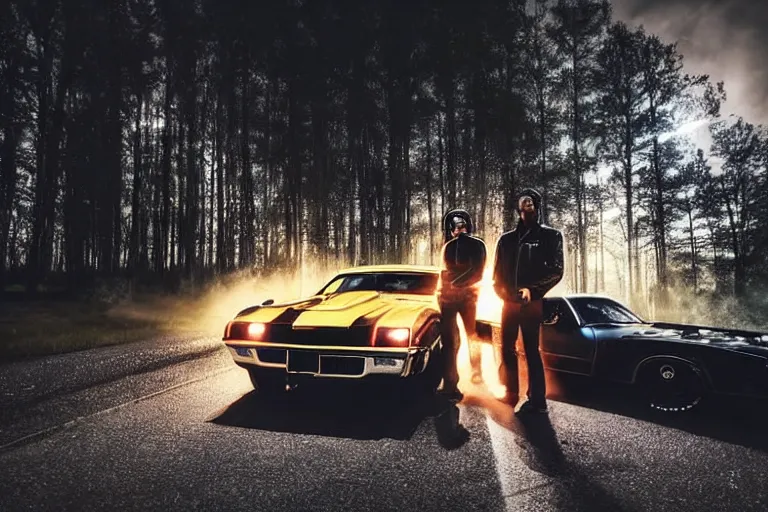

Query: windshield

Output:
[568, 297, 644, 325]
[318, 272, 439, 296]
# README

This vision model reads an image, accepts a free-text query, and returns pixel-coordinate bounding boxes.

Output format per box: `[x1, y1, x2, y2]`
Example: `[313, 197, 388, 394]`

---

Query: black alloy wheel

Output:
[636, 358, 707, 412]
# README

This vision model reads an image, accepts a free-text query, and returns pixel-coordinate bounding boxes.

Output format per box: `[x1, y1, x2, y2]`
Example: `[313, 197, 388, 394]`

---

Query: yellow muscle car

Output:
[222, 265, 444, 395]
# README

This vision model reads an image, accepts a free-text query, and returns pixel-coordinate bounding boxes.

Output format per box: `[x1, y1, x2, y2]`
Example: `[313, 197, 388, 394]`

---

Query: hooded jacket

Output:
[438, 209, 487, 297]
[492, 188, 564, 301]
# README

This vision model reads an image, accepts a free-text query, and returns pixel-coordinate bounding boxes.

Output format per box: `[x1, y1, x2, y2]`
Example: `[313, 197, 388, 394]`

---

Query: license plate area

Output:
[319, 355, 366, 376]
[287, 350, 319, 374]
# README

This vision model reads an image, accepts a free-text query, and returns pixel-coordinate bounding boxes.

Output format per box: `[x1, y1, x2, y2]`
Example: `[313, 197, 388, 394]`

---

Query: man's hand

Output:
[518, 288, 531, 303]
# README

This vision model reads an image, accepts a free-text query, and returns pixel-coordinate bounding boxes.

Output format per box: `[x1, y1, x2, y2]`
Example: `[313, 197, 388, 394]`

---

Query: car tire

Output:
[635, 358, 707, 413]
[247, 368, 287, 395]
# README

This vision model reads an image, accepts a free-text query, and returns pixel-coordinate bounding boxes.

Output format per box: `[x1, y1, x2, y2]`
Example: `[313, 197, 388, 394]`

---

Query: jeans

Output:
[439, 297, 481, 391]
[499, 299, 545, 405]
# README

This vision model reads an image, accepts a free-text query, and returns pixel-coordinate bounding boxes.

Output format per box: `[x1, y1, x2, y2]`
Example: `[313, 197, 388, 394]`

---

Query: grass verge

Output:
[0, 296, 216, 361]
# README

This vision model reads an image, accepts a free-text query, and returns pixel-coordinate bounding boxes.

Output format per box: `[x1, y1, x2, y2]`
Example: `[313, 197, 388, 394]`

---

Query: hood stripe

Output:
[272, 308, 304, 325]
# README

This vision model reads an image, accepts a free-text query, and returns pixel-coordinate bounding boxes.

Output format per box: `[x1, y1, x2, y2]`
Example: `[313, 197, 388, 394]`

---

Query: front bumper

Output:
[223, 340, 432, 379]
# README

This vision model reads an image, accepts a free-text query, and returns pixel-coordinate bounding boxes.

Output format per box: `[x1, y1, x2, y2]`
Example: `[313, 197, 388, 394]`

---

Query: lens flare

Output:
[386, 328, 411, 344]
[247, 322, 266, 339]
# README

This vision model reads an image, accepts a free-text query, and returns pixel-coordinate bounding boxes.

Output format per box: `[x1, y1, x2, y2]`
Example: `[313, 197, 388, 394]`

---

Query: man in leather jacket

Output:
[492, 188, 564, 414]
[437, 209, 487, 401]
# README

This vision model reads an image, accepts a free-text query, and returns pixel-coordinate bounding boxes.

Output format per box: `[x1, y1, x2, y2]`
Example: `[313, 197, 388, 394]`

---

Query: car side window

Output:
[577, 300, 639, 324]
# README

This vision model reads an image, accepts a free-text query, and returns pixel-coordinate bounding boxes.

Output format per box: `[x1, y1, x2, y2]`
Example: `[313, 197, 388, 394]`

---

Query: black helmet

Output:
[517, 188, 542, 223]
[442, 209, 474, 241]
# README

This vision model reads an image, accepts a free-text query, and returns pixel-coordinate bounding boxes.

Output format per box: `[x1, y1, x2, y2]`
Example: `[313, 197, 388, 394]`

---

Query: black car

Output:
[476, 294, 768, 412]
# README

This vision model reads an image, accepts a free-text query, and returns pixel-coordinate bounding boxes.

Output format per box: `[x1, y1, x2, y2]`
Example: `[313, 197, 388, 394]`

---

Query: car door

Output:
[540, 298, 595, 375]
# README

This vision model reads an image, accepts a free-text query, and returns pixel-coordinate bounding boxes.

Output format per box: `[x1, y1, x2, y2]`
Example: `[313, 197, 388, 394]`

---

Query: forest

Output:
[1, 0, 767, 325]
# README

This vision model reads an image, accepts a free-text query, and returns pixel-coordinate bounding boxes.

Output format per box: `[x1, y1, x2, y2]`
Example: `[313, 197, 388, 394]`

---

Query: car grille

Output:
[268, 325, 372, 347]
[257, 348, 286, 364]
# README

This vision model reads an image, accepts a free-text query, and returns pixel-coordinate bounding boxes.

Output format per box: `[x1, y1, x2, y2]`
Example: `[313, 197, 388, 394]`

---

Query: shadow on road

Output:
[208, 386, 469, 448]
[463, 392, 631, 512]
[547, 373, 768, 454]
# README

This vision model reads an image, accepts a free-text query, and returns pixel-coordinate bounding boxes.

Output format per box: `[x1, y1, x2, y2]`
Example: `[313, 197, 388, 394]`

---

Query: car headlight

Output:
[247, 322, 266, 339]
[374, 327, 411, 347]
[225, 321, 267, 341]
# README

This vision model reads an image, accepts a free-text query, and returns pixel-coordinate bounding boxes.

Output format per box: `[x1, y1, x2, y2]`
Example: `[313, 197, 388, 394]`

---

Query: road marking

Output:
[458, 343, 558, 511]
[0, 366, 235, 454]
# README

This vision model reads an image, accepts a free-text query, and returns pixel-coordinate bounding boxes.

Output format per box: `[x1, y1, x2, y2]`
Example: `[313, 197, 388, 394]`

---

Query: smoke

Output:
[107, 259, 343, 337]
[612, 0, 768, 124]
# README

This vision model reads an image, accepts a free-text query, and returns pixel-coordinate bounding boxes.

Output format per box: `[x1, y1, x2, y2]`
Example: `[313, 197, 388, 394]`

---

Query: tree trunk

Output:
[624, 113, 635, 303]
[129, 94, 143, 276]
[599, 186, 605, 291]
[215, 85, 225, 272]
[687, 208, 697, 291]
[444, 76, 457, 209]
[184, 65, 199, 282]
[28, 27, 55, 294]
[651, 135, 668, 294]
[107, 1, 124, 275]
[438, 115, 445, 223]
[158, 69, 174, 274]
[176, 115, 186, 272]
[239, 63, 253, 269]
[425, 119, 434, 264]
[722, 180, 745, 296]
[0, 58, 20, 289]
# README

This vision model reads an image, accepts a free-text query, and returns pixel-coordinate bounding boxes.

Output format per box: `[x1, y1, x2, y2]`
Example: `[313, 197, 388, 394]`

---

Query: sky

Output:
[613, 0, 768, 125]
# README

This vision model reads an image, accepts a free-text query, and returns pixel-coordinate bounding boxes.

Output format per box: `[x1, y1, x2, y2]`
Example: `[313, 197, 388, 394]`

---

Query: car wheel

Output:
[636, 358, 707, 412]
[247, 368, 287, 395]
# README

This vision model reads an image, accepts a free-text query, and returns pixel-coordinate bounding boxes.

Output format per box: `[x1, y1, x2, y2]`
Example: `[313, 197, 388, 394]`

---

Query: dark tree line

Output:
[1, 0, 767, 312]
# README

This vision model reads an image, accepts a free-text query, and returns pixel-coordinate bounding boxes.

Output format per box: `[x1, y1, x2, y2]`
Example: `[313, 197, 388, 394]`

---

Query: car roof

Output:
[334, 264, 441, 275]
[560, 293, 618, 301]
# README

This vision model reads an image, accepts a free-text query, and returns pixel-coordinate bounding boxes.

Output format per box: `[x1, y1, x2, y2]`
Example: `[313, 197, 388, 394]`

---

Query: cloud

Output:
[612, 0, 768, 124]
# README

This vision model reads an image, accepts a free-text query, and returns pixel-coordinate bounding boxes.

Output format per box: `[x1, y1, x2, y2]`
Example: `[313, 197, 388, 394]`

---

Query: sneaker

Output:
[442, 425, 470, 450]
[515, 400, 548, 414]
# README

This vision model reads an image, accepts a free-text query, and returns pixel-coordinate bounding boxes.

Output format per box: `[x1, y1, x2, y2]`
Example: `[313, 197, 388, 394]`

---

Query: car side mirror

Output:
[262, 299, 275, 306]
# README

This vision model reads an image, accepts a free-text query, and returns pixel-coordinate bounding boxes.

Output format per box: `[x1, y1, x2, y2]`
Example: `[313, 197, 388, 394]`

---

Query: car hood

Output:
[596, 321, 768, 356]
[237, 291, 436, 329]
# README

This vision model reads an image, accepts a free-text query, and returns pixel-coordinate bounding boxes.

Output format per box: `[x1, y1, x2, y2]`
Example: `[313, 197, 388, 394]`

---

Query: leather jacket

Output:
[438, 233, 487, 301]
[492, 220, 564, 302]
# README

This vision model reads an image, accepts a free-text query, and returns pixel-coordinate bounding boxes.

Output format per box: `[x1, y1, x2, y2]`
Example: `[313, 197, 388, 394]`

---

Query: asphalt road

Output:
[1, 340, 767, 512]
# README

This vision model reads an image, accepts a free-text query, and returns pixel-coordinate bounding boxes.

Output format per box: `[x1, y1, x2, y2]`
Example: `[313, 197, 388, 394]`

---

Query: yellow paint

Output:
[228, 265, 441, 340]
[293, 293, 390, 328]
